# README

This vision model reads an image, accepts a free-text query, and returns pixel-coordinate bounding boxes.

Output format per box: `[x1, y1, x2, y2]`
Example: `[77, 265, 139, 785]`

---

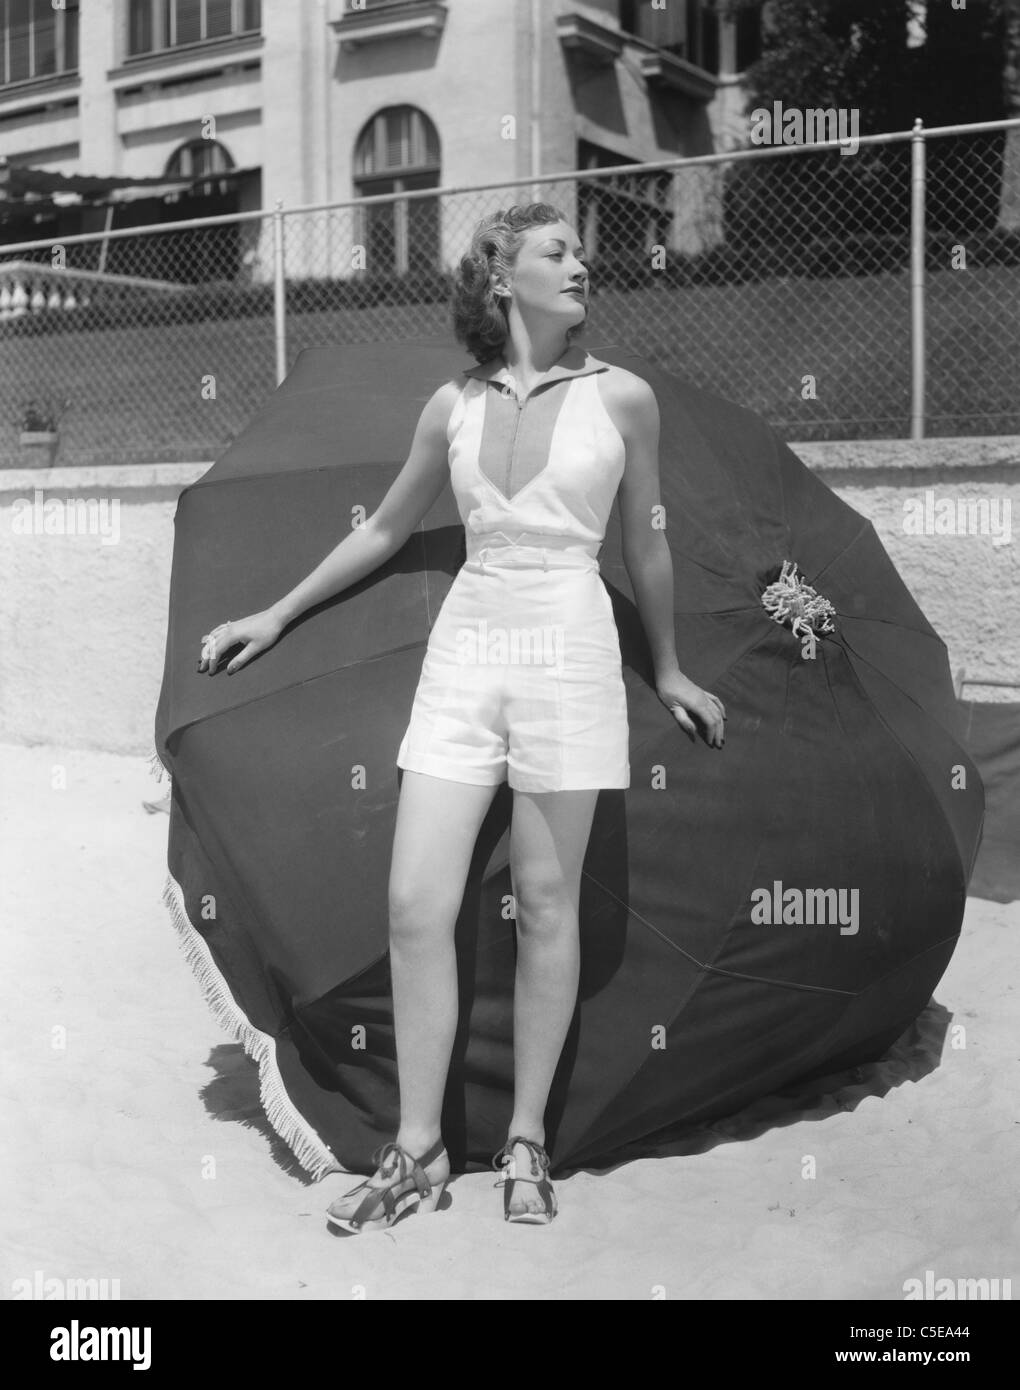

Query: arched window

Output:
[353, 106, 440, 276]
[165, 138, 235, 196]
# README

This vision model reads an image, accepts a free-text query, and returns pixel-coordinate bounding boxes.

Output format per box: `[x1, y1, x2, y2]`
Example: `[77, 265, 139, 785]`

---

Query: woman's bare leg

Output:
[389, 771, 500, 1151]
[505, 787, 599, 1216]
[327, 769, 499, 1217]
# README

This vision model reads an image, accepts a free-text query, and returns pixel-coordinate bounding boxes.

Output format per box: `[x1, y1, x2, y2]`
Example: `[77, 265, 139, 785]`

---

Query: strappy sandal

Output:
[326, 1137, 448, 1233]
[492, 1135, 558, 1224]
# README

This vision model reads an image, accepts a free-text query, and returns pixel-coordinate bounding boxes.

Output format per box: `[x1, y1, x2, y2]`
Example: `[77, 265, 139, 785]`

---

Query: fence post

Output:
[910, 117, 926, 441]
[272, 198, 287, 386]
[530, 0, 542, 200]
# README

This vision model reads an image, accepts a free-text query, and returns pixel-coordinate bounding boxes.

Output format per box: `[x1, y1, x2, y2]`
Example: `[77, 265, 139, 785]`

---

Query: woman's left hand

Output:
[655, 671, 726, 748]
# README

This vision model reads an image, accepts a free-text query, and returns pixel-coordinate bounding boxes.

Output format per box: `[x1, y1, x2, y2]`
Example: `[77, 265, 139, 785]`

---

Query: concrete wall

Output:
[793, 438, 1018, 703]
[2, 438, 1016, 757]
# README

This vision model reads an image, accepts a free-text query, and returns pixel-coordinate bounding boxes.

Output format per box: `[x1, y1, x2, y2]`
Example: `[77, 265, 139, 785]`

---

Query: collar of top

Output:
[464, 349, 608, 401]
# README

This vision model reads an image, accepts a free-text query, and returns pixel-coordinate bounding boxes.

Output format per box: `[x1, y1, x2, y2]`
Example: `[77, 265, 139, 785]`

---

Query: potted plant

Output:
[16, 396, 69, 466]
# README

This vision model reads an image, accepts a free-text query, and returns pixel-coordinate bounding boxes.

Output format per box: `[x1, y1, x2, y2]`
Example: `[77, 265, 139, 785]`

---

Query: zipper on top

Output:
[505, 389, 524, 499]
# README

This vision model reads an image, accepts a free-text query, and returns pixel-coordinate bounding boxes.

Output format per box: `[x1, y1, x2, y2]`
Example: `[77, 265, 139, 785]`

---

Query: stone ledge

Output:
[0, 462, 211, 494]
[791, 437, 1020, 473]
[1, 437, 1017, 497]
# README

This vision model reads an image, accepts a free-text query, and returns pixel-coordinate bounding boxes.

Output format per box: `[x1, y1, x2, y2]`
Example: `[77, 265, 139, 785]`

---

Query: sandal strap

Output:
[358, 1136, 447, 1214]
[348, 1171, 406, 1228]
[534, 1177, 555, 1213]
[409, 1136, 448, 1195]
[373, 1136, 446, 1170]
[492, 1135, 551, 1178]
[336, 1136, 448, 1228]
[501, 1172, 556, 1220]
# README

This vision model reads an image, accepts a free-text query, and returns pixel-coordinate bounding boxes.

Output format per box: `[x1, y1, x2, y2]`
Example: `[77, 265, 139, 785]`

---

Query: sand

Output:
[2, 741, 1016, 1301]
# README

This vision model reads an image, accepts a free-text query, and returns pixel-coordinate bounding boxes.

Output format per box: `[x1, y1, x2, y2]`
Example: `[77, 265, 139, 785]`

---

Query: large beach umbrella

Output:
[155, 337, 985, 1179]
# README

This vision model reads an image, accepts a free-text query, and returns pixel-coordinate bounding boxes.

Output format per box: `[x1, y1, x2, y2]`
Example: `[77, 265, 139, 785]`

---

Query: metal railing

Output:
[2, 115, 1020, 466]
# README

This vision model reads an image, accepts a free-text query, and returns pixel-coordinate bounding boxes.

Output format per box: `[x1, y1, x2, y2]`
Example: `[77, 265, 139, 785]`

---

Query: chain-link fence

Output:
[2, 116, 1019, 467]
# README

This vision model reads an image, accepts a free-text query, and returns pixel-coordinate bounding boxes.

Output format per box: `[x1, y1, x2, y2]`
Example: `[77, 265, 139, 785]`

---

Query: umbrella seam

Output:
[161, 638, 429, 746]
[833, 630, 977, 883]
[810, 518, 942, 640]
[675, 602, 771, 615]
[183, 461, 411, 493]
[836, 611, 948, 639]
[670, 617, 784, 690]
[693, 643, 842, 984]
[837, 625, 977, 756]
[567, 928, 962, 1163]
[578, 872, 858, 998]
[800, 521, 872, 589]
[818, 635, 850, 739]
[773, 423, 790, 553]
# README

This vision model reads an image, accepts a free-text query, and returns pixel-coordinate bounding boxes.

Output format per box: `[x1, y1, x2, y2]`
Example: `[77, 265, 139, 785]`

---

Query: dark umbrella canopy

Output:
[155, 337, 985, 1178]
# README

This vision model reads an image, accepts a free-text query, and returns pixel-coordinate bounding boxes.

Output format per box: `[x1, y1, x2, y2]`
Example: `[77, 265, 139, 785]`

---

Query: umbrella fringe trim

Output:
[149, 742, 171, 784]
[160, 870, 338, 1181]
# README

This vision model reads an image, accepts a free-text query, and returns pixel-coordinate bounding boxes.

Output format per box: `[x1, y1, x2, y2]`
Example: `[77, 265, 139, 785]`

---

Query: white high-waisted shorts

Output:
[396, 538, 630, 792]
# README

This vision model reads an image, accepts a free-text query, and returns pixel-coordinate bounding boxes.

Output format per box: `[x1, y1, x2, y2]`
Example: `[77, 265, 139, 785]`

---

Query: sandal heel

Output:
[416, 1176, 448, 1217]
[326, 1138, 448, 1234]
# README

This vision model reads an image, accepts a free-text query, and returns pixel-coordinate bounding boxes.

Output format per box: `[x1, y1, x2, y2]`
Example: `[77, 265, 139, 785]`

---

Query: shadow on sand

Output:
[196, 999, 952, 1184]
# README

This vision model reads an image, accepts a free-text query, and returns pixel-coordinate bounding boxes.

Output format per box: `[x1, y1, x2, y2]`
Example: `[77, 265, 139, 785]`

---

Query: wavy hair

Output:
[451, 203, 588, 363]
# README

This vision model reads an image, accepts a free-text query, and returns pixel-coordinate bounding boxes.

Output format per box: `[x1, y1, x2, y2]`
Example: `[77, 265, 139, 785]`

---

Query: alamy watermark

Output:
[902, 489, 1011, 545]
[749, 101, 860, 156]
[12, 1269, 120, 1299]
[455, 619, 565, 669]
[751, 880, 859, 936]
[903, 1270, 1012, 1300]
[49, 1321, 151, 1371]
[10, 488, 120, 545]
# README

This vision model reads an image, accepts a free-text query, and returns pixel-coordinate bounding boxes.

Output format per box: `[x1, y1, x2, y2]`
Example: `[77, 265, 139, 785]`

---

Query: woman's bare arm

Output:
[198, 377, 464, 674]
[270, 378, 463, 626]
[603, 368, 725, 747]
[607, 370, 683, 680]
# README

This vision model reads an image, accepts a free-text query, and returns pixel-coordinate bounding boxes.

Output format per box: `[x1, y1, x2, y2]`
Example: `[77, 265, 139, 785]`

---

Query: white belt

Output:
[465, 532, 600, 574]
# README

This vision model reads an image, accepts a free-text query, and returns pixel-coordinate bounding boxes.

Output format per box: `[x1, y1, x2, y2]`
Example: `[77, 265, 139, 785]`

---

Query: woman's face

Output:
[502, 220, 589, 331]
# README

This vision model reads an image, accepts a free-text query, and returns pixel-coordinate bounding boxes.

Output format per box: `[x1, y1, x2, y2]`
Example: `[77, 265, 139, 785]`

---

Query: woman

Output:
[197, 203, 726, 1230]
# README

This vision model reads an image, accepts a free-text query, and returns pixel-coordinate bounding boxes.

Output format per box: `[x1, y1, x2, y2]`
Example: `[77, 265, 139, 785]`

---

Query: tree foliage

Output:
[717, 0, 1011, 245]
[720, 0, 1008, 129]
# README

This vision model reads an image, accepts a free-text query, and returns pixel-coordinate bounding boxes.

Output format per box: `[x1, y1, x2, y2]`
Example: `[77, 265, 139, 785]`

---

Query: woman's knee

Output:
[512, 878, 579, 938]
[388, 879, 459, 945]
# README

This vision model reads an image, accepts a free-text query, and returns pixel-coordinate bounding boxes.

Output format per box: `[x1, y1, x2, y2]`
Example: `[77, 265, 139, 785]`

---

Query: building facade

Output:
[0, 0, 762, 275]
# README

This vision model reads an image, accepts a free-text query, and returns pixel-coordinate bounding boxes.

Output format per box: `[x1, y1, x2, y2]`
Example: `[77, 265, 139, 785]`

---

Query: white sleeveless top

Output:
[446, 354, 626, 564]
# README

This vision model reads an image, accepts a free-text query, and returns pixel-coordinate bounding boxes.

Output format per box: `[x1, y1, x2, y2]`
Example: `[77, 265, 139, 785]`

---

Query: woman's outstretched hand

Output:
[197, 609, 285, 675]
[655, 671, 726, 748]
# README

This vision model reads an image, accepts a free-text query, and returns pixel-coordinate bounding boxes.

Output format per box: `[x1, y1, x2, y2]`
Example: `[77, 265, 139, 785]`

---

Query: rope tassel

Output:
[761, 560, 837, 659]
